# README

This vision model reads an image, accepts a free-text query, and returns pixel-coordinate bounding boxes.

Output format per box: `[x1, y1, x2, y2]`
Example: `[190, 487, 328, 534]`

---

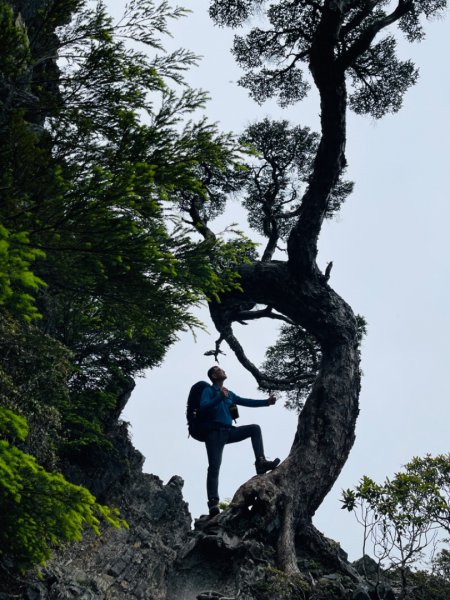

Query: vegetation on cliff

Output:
[0, 0, 248, 571]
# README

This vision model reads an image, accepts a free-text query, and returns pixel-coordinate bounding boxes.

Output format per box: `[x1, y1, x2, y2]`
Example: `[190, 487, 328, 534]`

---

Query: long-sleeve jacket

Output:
[200, 383, 269, 427]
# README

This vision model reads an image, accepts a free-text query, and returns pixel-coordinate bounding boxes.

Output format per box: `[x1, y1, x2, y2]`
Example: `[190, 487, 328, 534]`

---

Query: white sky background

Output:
[105, 0, 450, 561]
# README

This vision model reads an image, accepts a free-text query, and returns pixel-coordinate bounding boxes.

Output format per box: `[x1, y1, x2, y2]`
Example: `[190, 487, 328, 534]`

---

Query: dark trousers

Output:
[205, 424, 264, 501]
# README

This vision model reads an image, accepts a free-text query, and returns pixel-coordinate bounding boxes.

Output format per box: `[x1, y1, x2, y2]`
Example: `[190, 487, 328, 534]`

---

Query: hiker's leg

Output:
[204, 428, 228, 501]
[227, 424, 264, 459]
[228, 426, 280, 476]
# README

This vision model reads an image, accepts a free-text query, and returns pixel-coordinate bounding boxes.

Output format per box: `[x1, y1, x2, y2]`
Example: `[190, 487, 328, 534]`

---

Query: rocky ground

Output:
[1, 424, 449, 600]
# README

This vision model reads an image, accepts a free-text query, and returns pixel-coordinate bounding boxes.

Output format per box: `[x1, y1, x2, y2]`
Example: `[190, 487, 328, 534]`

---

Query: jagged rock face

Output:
[0, 401, 191, 599]
[1, 419, 376, 600]
[61, 419, 144, 502]
[24, 446, 192, 600]
[166, 514, 349, 600]
[1, 419, 438, 600]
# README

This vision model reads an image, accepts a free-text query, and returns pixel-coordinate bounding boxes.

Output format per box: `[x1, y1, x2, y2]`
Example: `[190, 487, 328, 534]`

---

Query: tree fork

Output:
[207, 256, 360, 569]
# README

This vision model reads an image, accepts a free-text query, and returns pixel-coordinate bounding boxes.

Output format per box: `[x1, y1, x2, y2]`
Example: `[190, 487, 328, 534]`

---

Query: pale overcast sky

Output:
[104, 0, 450, 560]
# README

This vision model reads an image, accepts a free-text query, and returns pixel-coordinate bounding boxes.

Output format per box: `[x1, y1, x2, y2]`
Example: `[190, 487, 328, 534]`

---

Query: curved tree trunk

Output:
[173, 1, 439, 591]
[210, 256, 360, 572]
[199, 4, 360, 573]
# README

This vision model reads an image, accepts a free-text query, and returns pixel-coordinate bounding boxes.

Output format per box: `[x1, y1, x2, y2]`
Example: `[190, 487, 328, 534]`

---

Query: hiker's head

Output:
[207, 365, 226, 383]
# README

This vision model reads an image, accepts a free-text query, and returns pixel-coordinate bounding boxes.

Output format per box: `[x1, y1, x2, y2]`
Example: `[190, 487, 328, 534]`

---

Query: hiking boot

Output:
[255, 456, 280, 475]
[208, 497, 220, 517]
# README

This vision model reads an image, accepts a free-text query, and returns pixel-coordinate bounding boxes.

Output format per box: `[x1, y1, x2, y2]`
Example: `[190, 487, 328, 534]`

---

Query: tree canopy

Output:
[0, 0, 251, 569]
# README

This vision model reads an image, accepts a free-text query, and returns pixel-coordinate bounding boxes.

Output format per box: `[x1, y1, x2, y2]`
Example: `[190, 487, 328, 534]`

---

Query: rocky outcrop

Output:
[3, 422, 192, 600]
[0, 431, 394, 600]
[2, 421, 448, 600]
[35, 475, 190, 600]
[167, 508, 358, 600]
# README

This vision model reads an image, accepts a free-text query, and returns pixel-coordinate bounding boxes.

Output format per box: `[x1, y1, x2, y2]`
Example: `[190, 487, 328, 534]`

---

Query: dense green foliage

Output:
[342, 455, 450, 596]
[209, 0, 446, 116]
[261, 323, 319, 410]
[0, 3, 45, 319]
[0, 312, 72, 468]
[432, 548, 450, 581]
[261, 313, 366, 410]
[0, 405, 125, 570]
[0, 0, 251, 570]
[239, 119, 353, 243]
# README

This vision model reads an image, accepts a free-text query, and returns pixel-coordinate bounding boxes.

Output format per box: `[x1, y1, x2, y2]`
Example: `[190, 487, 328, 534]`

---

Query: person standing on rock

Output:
[201, 365, 280, 517]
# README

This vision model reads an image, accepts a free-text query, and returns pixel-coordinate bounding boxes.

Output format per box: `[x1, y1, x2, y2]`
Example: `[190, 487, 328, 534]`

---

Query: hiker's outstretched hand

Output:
[267, 395, 277, 405]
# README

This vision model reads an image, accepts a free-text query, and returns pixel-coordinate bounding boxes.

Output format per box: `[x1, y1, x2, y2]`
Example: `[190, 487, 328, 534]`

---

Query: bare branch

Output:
[204, 334, 226, 362]
[339, 0, 414, 71]
[235, 306, 295, 325]
[216, 321, 314, 391]
[186, 196, 216, 242]
[261, 216, 280, 262]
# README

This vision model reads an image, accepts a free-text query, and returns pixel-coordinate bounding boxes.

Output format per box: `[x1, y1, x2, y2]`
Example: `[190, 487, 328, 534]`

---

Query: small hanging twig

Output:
[203, 334, 226, 362]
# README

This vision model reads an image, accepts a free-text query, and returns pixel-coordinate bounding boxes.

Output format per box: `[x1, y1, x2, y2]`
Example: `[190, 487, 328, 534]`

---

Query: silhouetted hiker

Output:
[201, 365, 280, 517]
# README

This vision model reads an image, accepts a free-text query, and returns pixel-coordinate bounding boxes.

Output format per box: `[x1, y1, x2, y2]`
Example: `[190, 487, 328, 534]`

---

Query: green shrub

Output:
[0, 406, 126, 571]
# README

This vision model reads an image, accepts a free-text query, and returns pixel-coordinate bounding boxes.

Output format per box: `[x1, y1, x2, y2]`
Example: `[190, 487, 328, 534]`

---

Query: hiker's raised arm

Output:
[232, 393, 276, 408]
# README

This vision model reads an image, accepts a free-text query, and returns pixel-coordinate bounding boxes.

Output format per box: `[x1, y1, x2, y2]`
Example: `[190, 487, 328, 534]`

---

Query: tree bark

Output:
[182, 0, 444, 584]
[208, 250, 360, 570]
[202, 3, 361, 572]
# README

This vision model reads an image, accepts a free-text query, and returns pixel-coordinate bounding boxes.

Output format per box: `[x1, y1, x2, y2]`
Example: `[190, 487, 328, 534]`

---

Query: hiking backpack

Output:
[186, 380, 211, 441]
